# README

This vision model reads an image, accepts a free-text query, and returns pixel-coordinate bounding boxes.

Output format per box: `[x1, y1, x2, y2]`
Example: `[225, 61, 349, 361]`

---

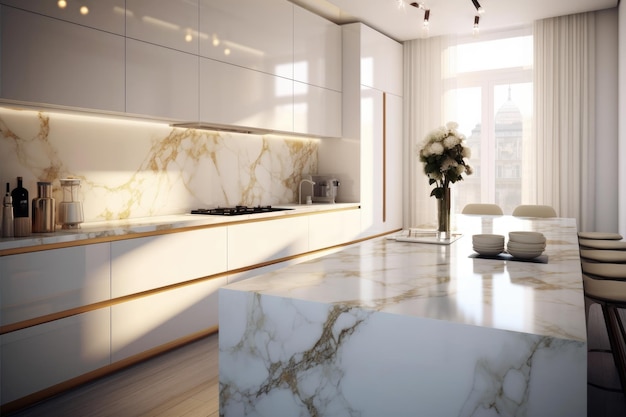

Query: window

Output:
[443, 29, 533, 215]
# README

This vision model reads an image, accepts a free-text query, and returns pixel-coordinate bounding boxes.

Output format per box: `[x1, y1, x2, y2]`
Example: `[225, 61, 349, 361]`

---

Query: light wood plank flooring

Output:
[8, 334, 219, 417]
[7, 307, 626, 417]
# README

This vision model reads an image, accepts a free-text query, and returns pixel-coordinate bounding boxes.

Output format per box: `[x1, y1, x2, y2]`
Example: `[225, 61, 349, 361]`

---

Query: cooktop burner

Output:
[190, 205, 293, 216]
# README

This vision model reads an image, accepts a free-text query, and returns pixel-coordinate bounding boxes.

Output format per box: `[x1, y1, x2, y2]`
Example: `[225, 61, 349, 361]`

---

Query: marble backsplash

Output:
[0, 107, 318, 223]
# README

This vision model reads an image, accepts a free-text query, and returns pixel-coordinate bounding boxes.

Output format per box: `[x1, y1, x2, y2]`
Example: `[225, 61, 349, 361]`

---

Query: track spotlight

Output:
[473, 15, 480, 35]
[410, 2, 426, 10]
[471, 0, 485, 14]
[422, 9, 430, 37]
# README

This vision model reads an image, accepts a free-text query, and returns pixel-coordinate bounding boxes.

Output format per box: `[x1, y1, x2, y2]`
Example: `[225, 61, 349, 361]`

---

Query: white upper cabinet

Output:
[293, 5, 342, 92]
[294, 81, 341, 138]
[199, 0, 293, 78]
[126, 38, 199, 121]
[359, 24, 403, 96]
[126, 0, 199, 54]
[0, 0, 125, 34]
[0, 6, 125, 112]
[199, 57, 293, 132]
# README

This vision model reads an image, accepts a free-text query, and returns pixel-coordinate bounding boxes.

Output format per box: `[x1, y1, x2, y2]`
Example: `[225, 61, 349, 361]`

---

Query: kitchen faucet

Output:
[298, 179, 315, 205]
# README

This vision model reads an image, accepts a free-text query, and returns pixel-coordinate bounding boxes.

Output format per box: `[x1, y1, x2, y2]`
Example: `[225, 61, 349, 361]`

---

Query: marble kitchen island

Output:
[218, 215, 587, 417]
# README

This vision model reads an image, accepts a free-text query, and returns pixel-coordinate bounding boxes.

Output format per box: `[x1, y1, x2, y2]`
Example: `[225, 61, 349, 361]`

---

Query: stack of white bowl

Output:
[507, 231, 546, 259]
[472, 234, 505, 256]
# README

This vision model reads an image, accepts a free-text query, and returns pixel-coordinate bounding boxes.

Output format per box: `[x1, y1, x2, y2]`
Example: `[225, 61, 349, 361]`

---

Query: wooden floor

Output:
[7, 306, 626, 417]
[8, 334, 219, 417]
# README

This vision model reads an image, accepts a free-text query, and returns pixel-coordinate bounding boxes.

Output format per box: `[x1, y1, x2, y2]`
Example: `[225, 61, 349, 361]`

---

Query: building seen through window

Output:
[445, 30, 532, 215]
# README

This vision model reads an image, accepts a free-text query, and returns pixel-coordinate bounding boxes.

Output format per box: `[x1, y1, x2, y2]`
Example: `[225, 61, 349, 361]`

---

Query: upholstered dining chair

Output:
[511, 204, 557, 218]
[461, 203, 504, 215]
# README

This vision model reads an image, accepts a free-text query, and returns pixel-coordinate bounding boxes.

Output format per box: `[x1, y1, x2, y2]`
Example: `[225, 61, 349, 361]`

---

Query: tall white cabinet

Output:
[319, 23, 403, 235]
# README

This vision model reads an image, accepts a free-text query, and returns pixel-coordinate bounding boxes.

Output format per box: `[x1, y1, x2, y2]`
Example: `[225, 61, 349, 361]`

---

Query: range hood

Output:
[170, 121, 272, 135]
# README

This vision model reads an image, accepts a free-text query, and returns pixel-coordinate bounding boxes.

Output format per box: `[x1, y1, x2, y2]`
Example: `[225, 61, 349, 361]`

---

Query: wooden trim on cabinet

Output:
[382, 92, 387, 223]
[0, 206, 361, 257]
[0, 225, 399, 336]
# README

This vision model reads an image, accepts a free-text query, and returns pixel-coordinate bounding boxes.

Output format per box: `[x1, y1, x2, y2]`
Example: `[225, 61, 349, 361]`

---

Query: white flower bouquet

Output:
[418, 121, 473, 199]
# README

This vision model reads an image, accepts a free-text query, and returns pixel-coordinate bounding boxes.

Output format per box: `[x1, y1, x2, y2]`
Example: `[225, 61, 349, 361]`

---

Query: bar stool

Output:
[579, 239, 626, 251]
[582, 261, 626, 280]
[580, 250, 626, 264]
[583, 274, 626, 396]
[578, 232, 623, 240]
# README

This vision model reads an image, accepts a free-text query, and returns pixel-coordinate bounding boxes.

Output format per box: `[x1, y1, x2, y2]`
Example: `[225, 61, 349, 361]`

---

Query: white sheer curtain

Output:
[533, 13, 596, 230]
[404, 36, 450, 229]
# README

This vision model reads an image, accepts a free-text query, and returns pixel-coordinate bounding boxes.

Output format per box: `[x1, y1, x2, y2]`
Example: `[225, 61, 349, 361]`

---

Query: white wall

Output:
[594, 8, 620, 233]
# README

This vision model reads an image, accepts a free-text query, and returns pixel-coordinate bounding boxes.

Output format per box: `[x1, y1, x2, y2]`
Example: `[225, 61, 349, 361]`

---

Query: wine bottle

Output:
[11, 176, 29, 218]
[12, 177, 31, 237]
[2, 183, 13, 238]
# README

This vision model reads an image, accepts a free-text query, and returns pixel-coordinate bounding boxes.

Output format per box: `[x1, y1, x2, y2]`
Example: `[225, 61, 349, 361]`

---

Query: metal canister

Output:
[32, 182, 55, 233]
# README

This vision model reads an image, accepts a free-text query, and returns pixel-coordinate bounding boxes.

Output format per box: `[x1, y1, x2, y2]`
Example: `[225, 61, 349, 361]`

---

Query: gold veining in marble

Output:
[0, 107, 319, 223]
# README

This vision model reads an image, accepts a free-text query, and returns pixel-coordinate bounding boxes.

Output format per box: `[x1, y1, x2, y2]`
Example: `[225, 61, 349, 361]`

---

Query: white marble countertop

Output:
[224, 215, 586, 343]
[0, 203, 360, 253]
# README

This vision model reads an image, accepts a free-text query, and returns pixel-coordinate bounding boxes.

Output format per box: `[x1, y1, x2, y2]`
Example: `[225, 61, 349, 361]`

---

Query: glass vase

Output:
[437, 187, 451, 240]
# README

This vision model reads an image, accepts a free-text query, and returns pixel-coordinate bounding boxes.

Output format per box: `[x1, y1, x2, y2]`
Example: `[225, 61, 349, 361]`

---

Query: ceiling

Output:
[290, 0, 619, 41]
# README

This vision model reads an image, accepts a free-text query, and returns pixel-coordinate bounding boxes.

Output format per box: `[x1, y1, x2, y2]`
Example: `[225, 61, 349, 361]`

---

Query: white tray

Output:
[388, 229, 463, 245]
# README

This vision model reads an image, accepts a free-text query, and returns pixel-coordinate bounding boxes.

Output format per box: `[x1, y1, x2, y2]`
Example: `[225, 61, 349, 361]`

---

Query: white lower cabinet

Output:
[0, 243, 111, 326]
[227, 216, 309, 270]
[309, 209, 361, 251]
[111, 227, 227, 298]
[110, 277, 226, 362]
[125, 38, 199, 121]
[0, 209, 364, 406]
[0, 308, 111, 405]
[199, 58, 293, 132]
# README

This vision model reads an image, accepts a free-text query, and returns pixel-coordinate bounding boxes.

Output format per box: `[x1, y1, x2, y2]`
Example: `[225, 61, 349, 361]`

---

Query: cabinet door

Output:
[111, 277, 225, 362]
[359, 24, 403, 97]
[126, 38, 199, 121]
[199, 0, 293, 78]
[0, 308, 111, 405]
[360, 86, 384, 235]
[227, 216, 309, 270]
[385, 93, 403, 231]
[126, 0, 199, 54]
[110, 227, 227, 298]
[0, 243, 111, 326]
[294, 82, 342, 138]
[309, 209, 361, 251]
[0, 0, 125, 34]
[293, 5, 342, 91]
[199, 57, 293, 132]
[0, 7, 125, 111]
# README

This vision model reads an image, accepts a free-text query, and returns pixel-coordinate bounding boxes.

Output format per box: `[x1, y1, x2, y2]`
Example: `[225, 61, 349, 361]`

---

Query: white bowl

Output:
[474, 246, 503, 256]
[473, 234, 505, 245]
[473, 244, 504, 252]
[507, 241, 546, 251]
[508, 248, 544, 259]
[508, 231, 546, 244]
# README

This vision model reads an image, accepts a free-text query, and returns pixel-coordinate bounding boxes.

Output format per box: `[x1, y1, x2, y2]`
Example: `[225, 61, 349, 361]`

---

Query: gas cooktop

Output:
[190, 205, 293, 216]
